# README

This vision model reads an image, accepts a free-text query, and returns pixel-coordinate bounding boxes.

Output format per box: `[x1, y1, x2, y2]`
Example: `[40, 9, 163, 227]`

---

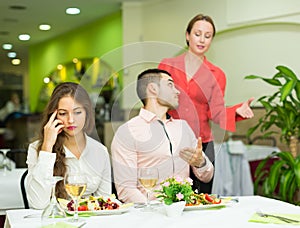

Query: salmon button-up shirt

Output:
[111, 108, 214, 203]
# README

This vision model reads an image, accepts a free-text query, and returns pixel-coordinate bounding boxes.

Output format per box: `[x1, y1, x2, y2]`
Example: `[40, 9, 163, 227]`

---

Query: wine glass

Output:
[64, 173, 87, 223]
[0, 149, 11, 175]
[138, 167, 159, 212]
[41, 176, 66, 226]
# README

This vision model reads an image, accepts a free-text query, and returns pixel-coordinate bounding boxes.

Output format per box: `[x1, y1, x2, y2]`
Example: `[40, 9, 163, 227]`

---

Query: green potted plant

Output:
[244, 65, 300, 204]
[155, 176, 194, 205]
[245, 65, 300, 157]
[254, 151, 300, 205]
[155, 176, 193, 217]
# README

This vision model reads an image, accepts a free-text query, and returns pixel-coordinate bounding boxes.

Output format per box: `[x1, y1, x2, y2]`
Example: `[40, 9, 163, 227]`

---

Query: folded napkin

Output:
[42, 221, 86, 228]
[249, 212, 300, 225]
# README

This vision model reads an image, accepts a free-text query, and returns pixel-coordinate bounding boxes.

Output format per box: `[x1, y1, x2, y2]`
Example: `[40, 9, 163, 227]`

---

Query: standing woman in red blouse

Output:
[158, 14, 254, 194]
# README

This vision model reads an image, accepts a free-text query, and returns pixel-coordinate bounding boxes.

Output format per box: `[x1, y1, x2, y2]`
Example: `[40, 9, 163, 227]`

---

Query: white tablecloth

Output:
[245, 144, 280, 162]
[0, 168, 26, 215]
[4, 196, 300, 228]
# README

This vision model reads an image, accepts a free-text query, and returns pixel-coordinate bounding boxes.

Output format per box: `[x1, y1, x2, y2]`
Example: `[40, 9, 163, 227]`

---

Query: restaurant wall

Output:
[121, 0, 300, 109]
[29, 11, 122, 112]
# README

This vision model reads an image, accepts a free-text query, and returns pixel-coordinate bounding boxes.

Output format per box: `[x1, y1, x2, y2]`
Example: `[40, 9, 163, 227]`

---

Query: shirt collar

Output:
[202, 56, 216, 72]
[64, 134, 87, 158]
[64, 146, 75, 158]
[139, 108, 173, 123]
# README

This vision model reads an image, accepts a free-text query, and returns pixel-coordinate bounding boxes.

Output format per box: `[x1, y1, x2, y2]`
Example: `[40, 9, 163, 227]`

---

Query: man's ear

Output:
[147, 82, 159, 95]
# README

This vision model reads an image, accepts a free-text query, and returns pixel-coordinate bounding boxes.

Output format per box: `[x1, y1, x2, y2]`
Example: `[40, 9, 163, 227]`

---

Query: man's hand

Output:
[236, 97, 255, 119]
[179, 137, 205, 167]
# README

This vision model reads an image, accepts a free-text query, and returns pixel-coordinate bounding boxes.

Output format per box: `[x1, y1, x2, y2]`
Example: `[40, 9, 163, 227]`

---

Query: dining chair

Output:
[20, 169, 29, 209]
[250, 136, 277, 147]
[230, 134, 250, 145]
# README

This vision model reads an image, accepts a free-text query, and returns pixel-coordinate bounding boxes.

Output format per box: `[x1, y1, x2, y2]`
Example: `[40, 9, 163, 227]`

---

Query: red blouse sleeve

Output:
[207, 62, 245, 132]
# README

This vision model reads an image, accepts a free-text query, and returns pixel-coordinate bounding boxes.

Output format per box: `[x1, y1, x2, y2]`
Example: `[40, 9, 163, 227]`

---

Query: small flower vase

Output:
[164, 201, 186, 217]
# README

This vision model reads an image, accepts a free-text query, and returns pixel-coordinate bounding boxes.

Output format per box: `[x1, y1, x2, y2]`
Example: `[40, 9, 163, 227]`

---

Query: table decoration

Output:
[155, 176, 193, 205]
[155, 176, 193, 217]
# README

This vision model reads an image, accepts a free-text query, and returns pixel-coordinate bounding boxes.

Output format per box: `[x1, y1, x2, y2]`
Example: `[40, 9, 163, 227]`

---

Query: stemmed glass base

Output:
[0, 149, 11, 176]
[41, 176, 66, 226]
[141, 190, 154, 212]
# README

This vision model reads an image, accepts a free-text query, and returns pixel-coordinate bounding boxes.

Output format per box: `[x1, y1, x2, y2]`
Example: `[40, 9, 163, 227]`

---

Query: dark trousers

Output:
[190, 141, 215, 194]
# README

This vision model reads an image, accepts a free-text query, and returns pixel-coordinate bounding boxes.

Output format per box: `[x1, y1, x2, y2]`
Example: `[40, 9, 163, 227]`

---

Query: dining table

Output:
[4, 195, 300, 228]
[0, 167, 25, 216]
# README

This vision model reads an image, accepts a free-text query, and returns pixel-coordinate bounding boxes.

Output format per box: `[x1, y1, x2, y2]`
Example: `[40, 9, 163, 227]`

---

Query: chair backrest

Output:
[20, 169, 29, 209]
[250, 136, 277, 147]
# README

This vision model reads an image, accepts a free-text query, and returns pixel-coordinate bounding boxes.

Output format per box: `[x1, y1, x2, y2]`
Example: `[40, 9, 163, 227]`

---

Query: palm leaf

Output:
[287, 178, 297, 203]
[254, 156, 270, 177]
[275, 152, 295, 167]
[267, 160, 286, 192]
[279, 170, 293, 201]
[254, 170, 268, 194]
[294, 157, 300, 188]
[244, 75, 282, 86]
[280, 80, 296, 102]
[295, 81, 300, 101]
[276, 65, 298, 80]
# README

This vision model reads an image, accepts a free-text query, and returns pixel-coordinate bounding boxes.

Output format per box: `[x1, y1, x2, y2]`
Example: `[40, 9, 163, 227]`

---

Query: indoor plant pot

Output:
[163, 200, 186, 217]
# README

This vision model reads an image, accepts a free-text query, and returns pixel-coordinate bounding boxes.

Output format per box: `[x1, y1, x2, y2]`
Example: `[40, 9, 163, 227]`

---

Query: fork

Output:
[256, 210, 300, 223]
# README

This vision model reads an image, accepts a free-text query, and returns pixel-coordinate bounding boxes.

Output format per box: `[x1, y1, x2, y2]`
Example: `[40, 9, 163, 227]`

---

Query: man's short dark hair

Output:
[136, 68, 172, 105]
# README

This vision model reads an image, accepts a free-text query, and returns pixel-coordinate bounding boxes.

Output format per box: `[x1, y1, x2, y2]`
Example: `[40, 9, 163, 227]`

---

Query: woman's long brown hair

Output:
[37, 82, 95, 199]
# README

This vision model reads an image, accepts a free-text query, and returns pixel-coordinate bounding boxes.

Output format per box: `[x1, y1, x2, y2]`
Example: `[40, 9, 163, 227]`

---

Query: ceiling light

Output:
[18, 34, 31, 41]
[43, 77, 50, 84]
[11, 58, 21, 65]
[7, 52, 17, 58]
[39, 24, 51, 31]
[66, 7, 80, 15]
[2, 43, 13, 50]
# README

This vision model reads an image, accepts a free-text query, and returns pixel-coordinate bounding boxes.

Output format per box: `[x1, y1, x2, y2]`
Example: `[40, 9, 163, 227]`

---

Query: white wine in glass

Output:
[138, 167, 158, 211]
[65, 173, 87, 222]
[139, 178, 157, 190]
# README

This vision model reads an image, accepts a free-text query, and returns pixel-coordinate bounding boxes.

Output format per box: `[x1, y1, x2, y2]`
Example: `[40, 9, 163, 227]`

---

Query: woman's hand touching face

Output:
[41, 110, 65, 152]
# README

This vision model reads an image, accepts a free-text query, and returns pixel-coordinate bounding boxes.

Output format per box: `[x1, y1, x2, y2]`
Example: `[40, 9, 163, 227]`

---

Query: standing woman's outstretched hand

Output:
[41, 110, 64, 152]
[236, 97, 255, 119]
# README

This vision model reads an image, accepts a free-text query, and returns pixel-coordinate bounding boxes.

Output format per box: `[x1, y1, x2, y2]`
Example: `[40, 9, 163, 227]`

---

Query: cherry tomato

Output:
[78, 205, 88, 211]
[212, 198, 222, 204]
[204, 194, 214, 202]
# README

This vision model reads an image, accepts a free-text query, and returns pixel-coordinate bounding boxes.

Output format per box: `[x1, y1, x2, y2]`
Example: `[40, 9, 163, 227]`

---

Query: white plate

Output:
[65, 206, 131, 216]
[59, 197, 133, 216]
[184, 203, 227, 211]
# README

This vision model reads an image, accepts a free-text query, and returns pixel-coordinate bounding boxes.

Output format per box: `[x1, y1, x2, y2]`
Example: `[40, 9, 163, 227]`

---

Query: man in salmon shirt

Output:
[111, 68, 214, 204]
